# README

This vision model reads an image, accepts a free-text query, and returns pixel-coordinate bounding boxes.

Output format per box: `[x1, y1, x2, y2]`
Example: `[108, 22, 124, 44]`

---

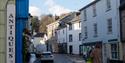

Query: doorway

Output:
[79, 45, 83, 55]
[69, 45, 73, 54]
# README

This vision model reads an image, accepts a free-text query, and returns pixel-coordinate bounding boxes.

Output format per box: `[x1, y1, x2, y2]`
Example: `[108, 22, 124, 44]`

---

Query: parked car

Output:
[41, 51, 54, 62]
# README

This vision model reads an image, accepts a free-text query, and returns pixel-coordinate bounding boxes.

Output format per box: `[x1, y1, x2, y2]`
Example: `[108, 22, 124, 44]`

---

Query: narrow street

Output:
[30, 54, 76, 63]
[54, 54, 73, 63]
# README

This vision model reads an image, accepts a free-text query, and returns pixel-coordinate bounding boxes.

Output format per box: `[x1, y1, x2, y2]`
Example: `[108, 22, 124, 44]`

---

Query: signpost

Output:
[7, 4, 15, 63]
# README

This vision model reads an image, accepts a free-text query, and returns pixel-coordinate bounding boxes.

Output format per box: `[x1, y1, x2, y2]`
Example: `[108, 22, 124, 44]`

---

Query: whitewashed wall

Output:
[57, 28, 67, 43]
[81, 0, 120, 43]
[80, 0, 120, 63]
[67, 22, 82, 54]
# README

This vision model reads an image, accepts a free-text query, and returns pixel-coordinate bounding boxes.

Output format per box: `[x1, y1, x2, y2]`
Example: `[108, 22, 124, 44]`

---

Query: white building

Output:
[80, 0, 121, 63]
[33, 33, 47, 53]
[56, 27, 67, 53]
[56, 12, 82, 54]
[67, 13, 82, 55]
[46, 21, 59, 53]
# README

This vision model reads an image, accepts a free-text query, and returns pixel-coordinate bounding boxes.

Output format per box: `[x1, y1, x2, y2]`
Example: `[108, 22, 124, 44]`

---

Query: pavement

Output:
[66, 54, 86, 63]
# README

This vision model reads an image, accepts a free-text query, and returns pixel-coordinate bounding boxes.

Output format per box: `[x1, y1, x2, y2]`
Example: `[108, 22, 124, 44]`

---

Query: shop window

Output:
[111, 43, 119, 59]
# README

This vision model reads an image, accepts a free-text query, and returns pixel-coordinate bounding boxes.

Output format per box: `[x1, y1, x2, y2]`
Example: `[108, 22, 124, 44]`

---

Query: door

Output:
[79, 45, 83, 55]
[69, 45, 73, 54]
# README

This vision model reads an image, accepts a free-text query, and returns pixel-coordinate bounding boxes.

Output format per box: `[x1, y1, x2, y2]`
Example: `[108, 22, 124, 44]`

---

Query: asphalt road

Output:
[54, 54, 73, 63]
[29, 54, 73, 63]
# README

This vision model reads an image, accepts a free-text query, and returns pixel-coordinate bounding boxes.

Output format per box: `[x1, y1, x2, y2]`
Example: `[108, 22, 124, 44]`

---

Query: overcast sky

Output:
[29, 0, 94, 17]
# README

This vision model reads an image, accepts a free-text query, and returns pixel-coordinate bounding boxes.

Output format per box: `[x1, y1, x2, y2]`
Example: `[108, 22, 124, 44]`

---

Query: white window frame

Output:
[110, 43, 119, 60]
[106, 0, 111, 11]
[83, 10, 87, 21]
[79, 33, 82, 41]
[107, 18, 112, 34]
[92, 4, 97, 17]
[93, 23, 98, 37]
[69, 34, 73, 42]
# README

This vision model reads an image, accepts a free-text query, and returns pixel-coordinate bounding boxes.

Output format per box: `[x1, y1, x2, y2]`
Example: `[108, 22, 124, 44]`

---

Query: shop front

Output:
[107, 41, 123, 63]
[82, 41, 102, 63]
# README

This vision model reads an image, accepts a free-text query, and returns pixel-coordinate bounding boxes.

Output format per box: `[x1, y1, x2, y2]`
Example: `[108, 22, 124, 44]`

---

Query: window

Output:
[83, 10, 87, 21]
[93, 4, 96, 17]
[111, 43, 119, 59]
[106, 0, 111, 11]
[93, 23, 98, 37]
[79, 21, 81, 28]
[63, 29, 64, 34]
[52, 30, 54, 36]
[84, 26, 88, 38]
[69, 34, 73, 42]
[107, 18, 112, 34]
[63, 38, 65, 42]
[79, 33, 82, 41]
[58, 30, 60, 35]
[69, 24, 72, 30]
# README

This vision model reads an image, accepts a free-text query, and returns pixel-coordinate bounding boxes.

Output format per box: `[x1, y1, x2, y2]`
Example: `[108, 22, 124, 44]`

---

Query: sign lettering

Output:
[7, 4, 15, 63]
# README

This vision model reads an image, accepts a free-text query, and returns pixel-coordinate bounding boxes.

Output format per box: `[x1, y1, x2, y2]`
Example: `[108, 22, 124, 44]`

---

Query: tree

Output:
[39, 14, 55, 33]
[31, 16, 40, 33]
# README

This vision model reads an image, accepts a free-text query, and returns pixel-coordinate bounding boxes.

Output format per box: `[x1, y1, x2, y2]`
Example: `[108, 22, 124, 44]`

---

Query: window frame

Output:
[83, 9, 87, 21]
[69, 34, 73, 42]
[106, 0, 111, 11]
[84, 26, 88, 39]
[79, 21, 81, 28]
[107, 18, 112, 34]
[92, 4, 97, 17]
[93, 23, 98, 37]
[69, 24, 72, 30]
[63, 29, 64, 34]
[110, 43, 119, 59]
[79, 33, 82, 41]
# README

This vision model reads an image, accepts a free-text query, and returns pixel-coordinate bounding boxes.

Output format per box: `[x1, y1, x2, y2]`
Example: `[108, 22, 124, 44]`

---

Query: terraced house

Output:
[56, 12, 82, 54]
[80, 0, 122, 63]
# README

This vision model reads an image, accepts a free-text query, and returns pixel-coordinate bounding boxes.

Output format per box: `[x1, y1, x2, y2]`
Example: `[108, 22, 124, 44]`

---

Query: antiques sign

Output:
[7, 4, 15, 63]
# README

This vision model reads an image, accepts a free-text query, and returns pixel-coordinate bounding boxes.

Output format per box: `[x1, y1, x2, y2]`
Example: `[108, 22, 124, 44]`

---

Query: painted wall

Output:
[80, 0, 120, 62]
[81, 0, 120, 43]
[57, 28, 67, 44]
[67, 22, 81, 54]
